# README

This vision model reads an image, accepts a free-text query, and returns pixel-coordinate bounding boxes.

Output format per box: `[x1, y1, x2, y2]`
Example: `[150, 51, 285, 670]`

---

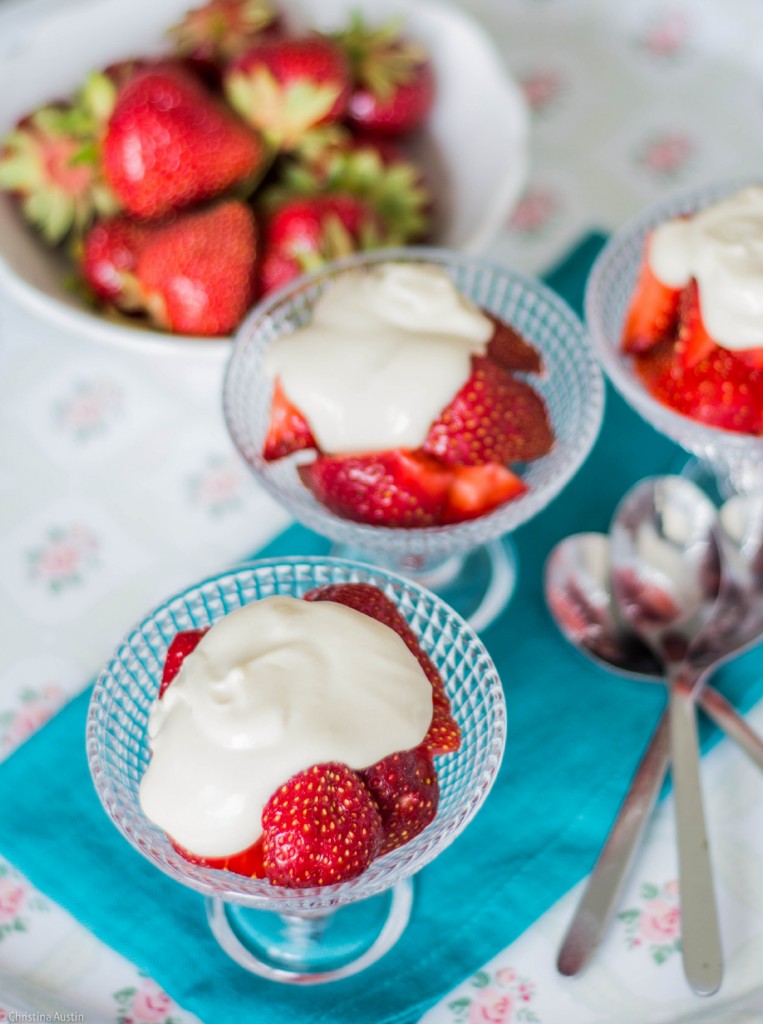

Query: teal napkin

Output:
[1, 235, 762, 1024]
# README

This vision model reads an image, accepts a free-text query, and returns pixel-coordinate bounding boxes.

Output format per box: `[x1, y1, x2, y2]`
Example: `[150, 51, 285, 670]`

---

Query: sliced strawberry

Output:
[634, 340, 763, 435]
[261, 761, 383, 887]
[170, 835, 266, 877]
[303, 582, 450, 708]
[103, 64, 263, 221]
[159, 628, 207, 697]
[442, 463, 527, 524]
[423, 356, 553, 467]
[486, 315, 543, 374]
[225, 36, 350, 150]
[675, 280, 717, 369]
[298, 449, 452, 527]
[360, 749, 439, 855]
[622, 237, 682, 354]
[419, 702, 461, 757]
[263, 378, 317, 461]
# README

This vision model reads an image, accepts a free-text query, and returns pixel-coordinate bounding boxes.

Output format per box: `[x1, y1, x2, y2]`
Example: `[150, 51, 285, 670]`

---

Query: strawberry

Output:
[332, 16, 435, 136]
[263, 377, 317, 460]
[257, 193, 384, 295]
[634, 339, 763, 435]
[134, 200, 257, 335]
[442, 463, 528, 523]
[0, 74, 119, 244]
[261, 761, 383, 887]
[675, 280, 717, 369]
[298, 449, 452, 527]
[159, 628, 208, 697]
[423, 356, 554, 466]
[169, 0, 280, 68]
[102, 64, 262, 220]
[360, 749, 439, 855]
[737, 347, 763, 371]
[262, 140, 432, 245]
[171, 835, 266, 877]
[303, 582, 450, 708]
[486, 315, 543, 375]
[225, 37, 350, 150]
[622, 236, 682, 354]
[81, 215, 148, 304]
[419, 702, 461, 757]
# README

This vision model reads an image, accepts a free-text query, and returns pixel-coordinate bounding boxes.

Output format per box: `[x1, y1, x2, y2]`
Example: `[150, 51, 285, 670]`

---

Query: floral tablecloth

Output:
[2, 1, 763, 1022]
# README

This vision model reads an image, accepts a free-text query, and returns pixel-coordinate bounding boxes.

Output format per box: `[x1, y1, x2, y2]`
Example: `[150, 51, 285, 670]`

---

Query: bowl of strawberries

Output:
[586, 178, 763, 497]
[224, 248, 605, 629]
[0, 0, 528, 354]
[87, 556, 506, 982]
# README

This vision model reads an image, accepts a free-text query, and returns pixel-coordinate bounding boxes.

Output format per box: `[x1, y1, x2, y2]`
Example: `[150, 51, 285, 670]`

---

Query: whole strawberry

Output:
[332, 16, 435, 136]
[257, 193, 383, 294]
[361, 749, 439, 855]
[225, 36, 350, 150]
[81, 200, 257, 336]
[262, 761, 383, 887]
[102, 64, 262, 220]
[169, 0, 281, 68]
[0, 74, 120, 244]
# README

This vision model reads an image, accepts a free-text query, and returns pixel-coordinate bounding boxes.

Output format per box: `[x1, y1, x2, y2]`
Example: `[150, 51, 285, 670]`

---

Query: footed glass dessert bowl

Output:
[86, 556, 506, 984]
[586, 178, 763, 500]
[223, 248, 604, 631]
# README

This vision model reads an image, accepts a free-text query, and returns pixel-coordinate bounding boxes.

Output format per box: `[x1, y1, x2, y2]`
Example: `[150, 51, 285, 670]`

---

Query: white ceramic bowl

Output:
[0, 0, 528, 357]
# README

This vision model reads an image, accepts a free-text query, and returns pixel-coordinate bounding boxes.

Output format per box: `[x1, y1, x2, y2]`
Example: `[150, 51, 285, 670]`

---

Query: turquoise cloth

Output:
[1, 235, 762, 1024]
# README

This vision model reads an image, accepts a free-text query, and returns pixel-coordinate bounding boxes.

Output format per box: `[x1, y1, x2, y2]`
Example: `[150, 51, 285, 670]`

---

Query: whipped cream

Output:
[263, 263, 493, 454]
[649, 185, 763, 352]
[139, 595, 433, 858]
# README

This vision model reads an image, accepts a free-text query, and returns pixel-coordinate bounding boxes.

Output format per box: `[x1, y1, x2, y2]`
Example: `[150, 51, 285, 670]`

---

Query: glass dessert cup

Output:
[86, 556, 506, 985]
[586, 178, 763, 502]
[223, 247, 604, 632]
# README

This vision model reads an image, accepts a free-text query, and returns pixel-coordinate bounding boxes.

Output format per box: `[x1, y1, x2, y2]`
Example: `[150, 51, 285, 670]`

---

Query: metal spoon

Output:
[609, 475, 723, 996]
[547, 530, 763, 981]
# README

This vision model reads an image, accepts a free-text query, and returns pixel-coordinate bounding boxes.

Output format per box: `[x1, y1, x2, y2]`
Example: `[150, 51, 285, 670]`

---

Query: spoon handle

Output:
[669, 669, 723, 995]
[557, 712, 670, 977]
[698, 687, 763, 772]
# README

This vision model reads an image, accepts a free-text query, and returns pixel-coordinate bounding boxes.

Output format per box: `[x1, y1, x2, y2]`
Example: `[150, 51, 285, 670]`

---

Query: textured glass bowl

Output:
[586, 178, 763, 496]
[86, 557, 505, 979]
[223, 247, 605, 565]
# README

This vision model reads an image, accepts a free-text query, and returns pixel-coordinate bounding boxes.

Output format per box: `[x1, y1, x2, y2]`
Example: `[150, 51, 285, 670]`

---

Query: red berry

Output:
[103, 64, 262, 220]
[361, 749, 439, 854]
[486, 315, 543, 374]
[263, 378, 317, 460]
[262, 762, 383, 887]
[423, 356, 554, 467]
[171, 835, 266, 878]
[621, 236, 682, 354]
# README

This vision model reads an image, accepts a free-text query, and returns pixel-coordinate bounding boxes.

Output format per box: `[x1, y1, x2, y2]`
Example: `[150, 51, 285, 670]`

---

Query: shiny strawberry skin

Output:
[674, 280, 718, 370]
[347, 58, 435, 136]
[103, 65, 262, 220]
[262, 761, 383, 887]
[442, 463, 528, 524]
[360, 749, 439, 855]
[135, 200, 257, 336]
[298, 449, 452, 527]
[159, 628, 208, 697]
[423, 356, 554, 466]
[81, 216, 148, 302]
